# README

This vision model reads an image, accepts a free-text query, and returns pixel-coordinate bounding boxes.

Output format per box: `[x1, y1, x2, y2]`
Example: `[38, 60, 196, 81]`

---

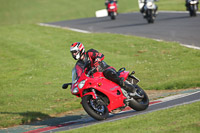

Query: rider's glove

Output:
[84, 60, 91, 69]
[90, 67, 97, 75]
[94, 58, 101, 68]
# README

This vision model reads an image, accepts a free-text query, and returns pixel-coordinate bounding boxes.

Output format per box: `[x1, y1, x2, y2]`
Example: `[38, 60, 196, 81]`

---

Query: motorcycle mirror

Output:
[131, 71, 135, 75]
[62, 83, 72, 89]
[118, 67, 126, 73]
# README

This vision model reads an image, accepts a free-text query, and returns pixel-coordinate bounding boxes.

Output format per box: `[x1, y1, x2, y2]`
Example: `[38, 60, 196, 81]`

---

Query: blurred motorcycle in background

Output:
[186, 0, 199, 17]
[139, 0, 158, 23]
[106, 0, 118, 20]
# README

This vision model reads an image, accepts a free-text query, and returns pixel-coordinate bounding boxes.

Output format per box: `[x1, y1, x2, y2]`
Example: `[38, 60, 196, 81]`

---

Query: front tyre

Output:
[129, 85, 149, 111]
[82, 95, 109, 120]
[147, 10, 154, 23]
[189, 5, 197, 16]
[110, 12, 116, 20]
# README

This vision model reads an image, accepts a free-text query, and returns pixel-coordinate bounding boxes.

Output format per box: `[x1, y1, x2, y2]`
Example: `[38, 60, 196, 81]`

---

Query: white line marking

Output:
[180, 44, 200, 50]
[67, 27, 91, 33]
[38, 23, 91, 33]
[153, 38, 200, 50]
[150, 91, 200, 106]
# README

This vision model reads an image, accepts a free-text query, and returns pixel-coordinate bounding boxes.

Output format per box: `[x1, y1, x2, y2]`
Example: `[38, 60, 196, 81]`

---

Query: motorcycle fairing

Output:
[189, 0, 198, 4]
[71, 63, 131, 112]
[118, 71, 129, 80]
[107, 2, 117, 12]
[72, 71, 127, 111]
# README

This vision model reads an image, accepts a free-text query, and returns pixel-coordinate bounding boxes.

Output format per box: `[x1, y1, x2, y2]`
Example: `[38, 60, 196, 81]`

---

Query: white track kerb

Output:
[38, 23, 91, 33]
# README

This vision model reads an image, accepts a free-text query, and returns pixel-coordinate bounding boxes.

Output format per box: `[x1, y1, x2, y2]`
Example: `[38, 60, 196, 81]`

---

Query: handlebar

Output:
[86, 67, 96, 77]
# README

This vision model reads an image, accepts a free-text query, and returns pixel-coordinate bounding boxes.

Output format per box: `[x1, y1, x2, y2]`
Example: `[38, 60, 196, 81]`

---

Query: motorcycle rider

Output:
[105, 0, 118, 7]
[139, 0, 158, 18]
[69, 42, 135, 93]
[185, 0, 199, 11]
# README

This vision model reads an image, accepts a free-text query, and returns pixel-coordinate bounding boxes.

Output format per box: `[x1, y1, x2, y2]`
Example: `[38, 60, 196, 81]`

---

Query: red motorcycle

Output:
[62, 63, 149, 120]
[107, 1, 118, 20]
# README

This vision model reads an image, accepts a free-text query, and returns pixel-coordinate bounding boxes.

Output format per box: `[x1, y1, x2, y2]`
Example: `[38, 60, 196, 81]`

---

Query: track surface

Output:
[41, 91, 200, 133]
[1, 90, 200, 133]
[20, 91, 200, 133]
[44, 12, 200, 48]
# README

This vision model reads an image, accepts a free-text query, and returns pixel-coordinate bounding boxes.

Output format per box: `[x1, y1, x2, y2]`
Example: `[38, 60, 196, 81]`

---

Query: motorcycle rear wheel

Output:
[82, 95, 109, 120]
[129, 85, 149, 111]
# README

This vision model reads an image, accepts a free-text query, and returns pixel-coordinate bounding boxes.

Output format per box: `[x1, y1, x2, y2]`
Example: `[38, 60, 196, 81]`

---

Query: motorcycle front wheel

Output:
[82, 95, 109, 120]
[129, 85, 149, 111]
[146, 10, 154, 23]
[110, 12, 116, 20]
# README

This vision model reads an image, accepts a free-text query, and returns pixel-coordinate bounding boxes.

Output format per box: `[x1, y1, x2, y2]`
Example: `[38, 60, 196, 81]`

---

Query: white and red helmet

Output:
[70, 42, 85, 60]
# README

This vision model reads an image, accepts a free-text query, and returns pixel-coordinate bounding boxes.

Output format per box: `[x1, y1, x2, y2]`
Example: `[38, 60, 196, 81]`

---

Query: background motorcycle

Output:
[144, 0, 158, 23]
[62, 64, 149, 120]
[187, 0, 199, 16]
[107, 1, 118, 20]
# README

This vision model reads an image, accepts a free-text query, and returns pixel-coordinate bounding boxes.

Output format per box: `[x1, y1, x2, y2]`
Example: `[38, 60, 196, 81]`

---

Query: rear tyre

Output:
[129, 85, 149, 111]
[82, 95, 109, 120]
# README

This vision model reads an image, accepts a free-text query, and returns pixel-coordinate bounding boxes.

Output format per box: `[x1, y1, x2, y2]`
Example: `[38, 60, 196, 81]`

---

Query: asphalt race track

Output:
[37, 91, 200, 132]
[43, 11, 200, 48]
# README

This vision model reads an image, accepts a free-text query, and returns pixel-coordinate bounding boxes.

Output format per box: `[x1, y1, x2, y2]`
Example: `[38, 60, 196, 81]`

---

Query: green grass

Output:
[0, 24, 199, 128]
[62, 102, 200, 133]
[157, 0, 185, 11]
[0, 0, 199, 129]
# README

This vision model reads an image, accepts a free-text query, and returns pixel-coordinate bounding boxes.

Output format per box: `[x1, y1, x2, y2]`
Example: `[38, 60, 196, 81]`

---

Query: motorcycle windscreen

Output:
[72, 64, 83, 83]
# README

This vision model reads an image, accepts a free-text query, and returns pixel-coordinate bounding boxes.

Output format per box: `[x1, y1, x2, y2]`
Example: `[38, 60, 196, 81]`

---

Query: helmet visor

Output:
[71, 50, 80, 60]
[71, 50, 79, 56]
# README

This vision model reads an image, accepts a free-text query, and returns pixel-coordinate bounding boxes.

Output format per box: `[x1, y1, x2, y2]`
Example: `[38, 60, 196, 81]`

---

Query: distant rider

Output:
[139, 0, 158, 18]
[185, 0, 199, 11]
[105, 0, 118, 8]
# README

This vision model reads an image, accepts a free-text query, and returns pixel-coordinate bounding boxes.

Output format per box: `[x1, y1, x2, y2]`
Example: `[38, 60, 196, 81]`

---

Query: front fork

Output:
[82, 89, 98, 100]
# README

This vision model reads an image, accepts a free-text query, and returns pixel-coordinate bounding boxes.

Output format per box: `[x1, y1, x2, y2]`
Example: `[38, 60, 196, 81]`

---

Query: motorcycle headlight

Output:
[72, 87, 79, 94]
[110, 6, 115, 9]
[78, 80, 85, 89]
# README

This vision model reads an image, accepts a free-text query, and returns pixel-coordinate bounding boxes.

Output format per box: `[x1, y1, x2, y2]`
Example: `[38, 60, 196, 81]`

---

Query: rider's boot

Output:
[119, 78, 136, 93]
